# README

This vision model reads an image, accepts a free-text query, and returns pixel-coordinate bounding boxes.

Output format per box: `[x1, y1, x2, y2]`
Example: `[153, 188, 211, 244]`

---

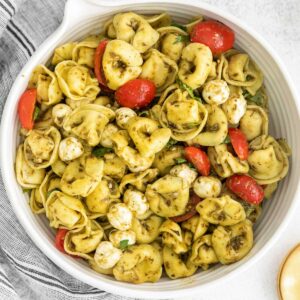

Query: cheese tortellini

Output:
[16, 11, 291, 284]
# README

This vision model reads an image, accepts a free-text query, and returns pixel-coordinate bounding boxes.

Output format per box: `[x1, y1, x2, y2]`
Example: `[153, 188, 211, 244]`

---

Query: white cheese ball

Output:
[58, 137, 84, 161]
[170, 164, 198, 186]
[202, 79, 230, 105]
[52, 104, 72, 127]
[222, 93, 247, 125]
[109, 230, 136, 248]
[123, 189, 149, 218]
[94, 241, 122, 269]
[107, 203, 133, 230]
[100, 124, 119, 148]
[193, 176, 222, 198]
[115, 107, 137, 129]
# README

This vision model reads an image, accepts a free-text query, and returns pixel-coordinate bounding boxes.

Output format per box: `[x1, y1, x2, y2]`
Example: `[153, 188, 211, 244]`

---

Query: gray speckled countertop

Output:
[178, 1, 300, 299]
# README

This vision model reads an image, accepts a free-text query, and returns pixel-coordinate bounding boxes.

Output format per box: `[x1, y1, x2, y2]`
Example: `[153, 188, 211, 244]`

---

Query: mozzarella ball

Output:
[109, 229, 136, 248]
[107, 203, 133, 230]
[100, 124, 119, 148]
[94, 241, 122, 269]
[170, 164, 198, 186]
[52, 104, 72, 127]
[193, 176, 222, 198]
[202, 79, 230, 105]
[58, 137, 84, 161]
[123, 189, 149, 218]
[115, 107, 137, 129]
[222, 93, 247, 125]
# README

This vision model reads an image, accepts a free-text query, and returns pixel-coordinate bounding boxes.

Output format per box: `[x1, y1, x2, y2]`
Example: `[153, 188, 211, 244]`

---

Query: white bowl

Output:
[1, 0, 300, 298]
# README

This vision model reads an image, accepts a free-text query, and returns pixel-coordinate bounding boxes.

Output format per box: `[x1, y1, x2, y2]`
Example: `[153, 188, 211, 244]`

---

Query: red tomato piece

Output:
[184, 146, 210, 176]
[17, 89, 37, 130]
[170, 193, 201, 222]
[115, 79, 156, 109]
[55, 228, 68, 253]
[55, 228, 79, 258]
[190, 20, 235, 55]
[94, 39, 113, 93]
[228, 128, 249, 160]
[226, 174, 264, 205]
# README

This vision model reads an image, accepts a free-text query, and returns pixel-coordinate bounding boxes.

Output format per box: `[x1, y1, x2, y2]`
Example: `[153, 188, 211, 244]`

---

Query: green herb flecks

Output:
[92, 146, 112, 158]
[176, 78, 202, 103]
[119, 239, 129, 250]
[171, 22, 187, 31]
[243, 89, 264, 106]
[33, 106, 40, 121]
[138, 110, 150, 117]
[166, 138, 178, 148]
[173, 34, 190, 44]
[223, 135, 231, 144]
[175, 157, 187, 164]
[22, 188, 31, 194]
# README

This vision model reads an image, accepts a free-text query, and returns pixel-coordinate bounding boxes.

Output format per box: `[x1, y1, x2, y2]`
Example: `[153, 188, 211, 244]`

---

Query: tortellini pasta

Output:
[113, 244, 162, 283]
[127, 117, 171, 157]
[86, 176, 120, 214]
[178, 43, 213, 89]
[240, 105, 268, 141]
[190, 104, 228, 146]
[212, 219, 254, 264]
[16, 11, 291, 284]
[196, 195, 246, 226]
[24, 127, 61, 169]
[55, 60, 100, 101]
[102, 40, 143, 90]
[140, 49, 178, 94]
[163, 246, 197, 279]
[131, 215, 163, 244]
[63, 104, 115, 146]
[159, 89, 208, 141]
[64, 220, 104, 259]
[60, 154, 104, 197]
[16, 144, 46, 188]
[146, 174, 190, 217]
[113, 12, 159, 53]
[248, 135, 289, 184]
[159, 220, 189, 254]
[46, 191, 88, 230]
[29, 65, 63, 105]
[208, 144, 249, 178]
[189, 235, 219, 270]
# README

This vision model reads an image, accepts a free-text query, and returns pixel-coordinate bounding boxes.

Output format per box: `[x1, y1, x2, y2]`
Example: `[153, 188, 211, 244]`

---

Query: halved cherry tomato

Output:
[184, 146, 210, 176]
[115, 79, 156, 109]
[171, 193, 201, 223]
[55, 228, 68, 253]
[228, 128, 249, 160]
[226, 174, 264, 205]
[17, 89, 37, 130]
[190, 20, 235, 55]
[94, 39, 113, 93]
[55, 228, 79, 258]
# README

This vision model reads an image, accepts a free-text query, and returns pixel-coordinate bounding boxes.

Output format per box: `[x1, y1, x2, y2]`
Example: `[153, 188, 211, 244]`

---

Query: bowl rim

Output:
[1, 0, 300, 298]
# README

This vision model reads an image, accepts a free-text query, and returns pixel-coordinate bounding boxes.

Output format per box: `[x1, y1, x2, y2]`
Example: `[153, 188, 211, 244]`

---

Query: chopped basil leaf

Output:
[176, 78, 202, 103]
[187, 162, 196, 170]
[223, 135, 231, 144]
[92, 146, 112, 158]
[243, 89, 264, 106]
[175, 157, 187, 164]
[119, 239, 129, 250]
[33, 106, 40, 121]
[166, 138, 178, 148]
[171, 22, 187, 31]
[138, 110, 149, 117]
[173, 34, 190, 44]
